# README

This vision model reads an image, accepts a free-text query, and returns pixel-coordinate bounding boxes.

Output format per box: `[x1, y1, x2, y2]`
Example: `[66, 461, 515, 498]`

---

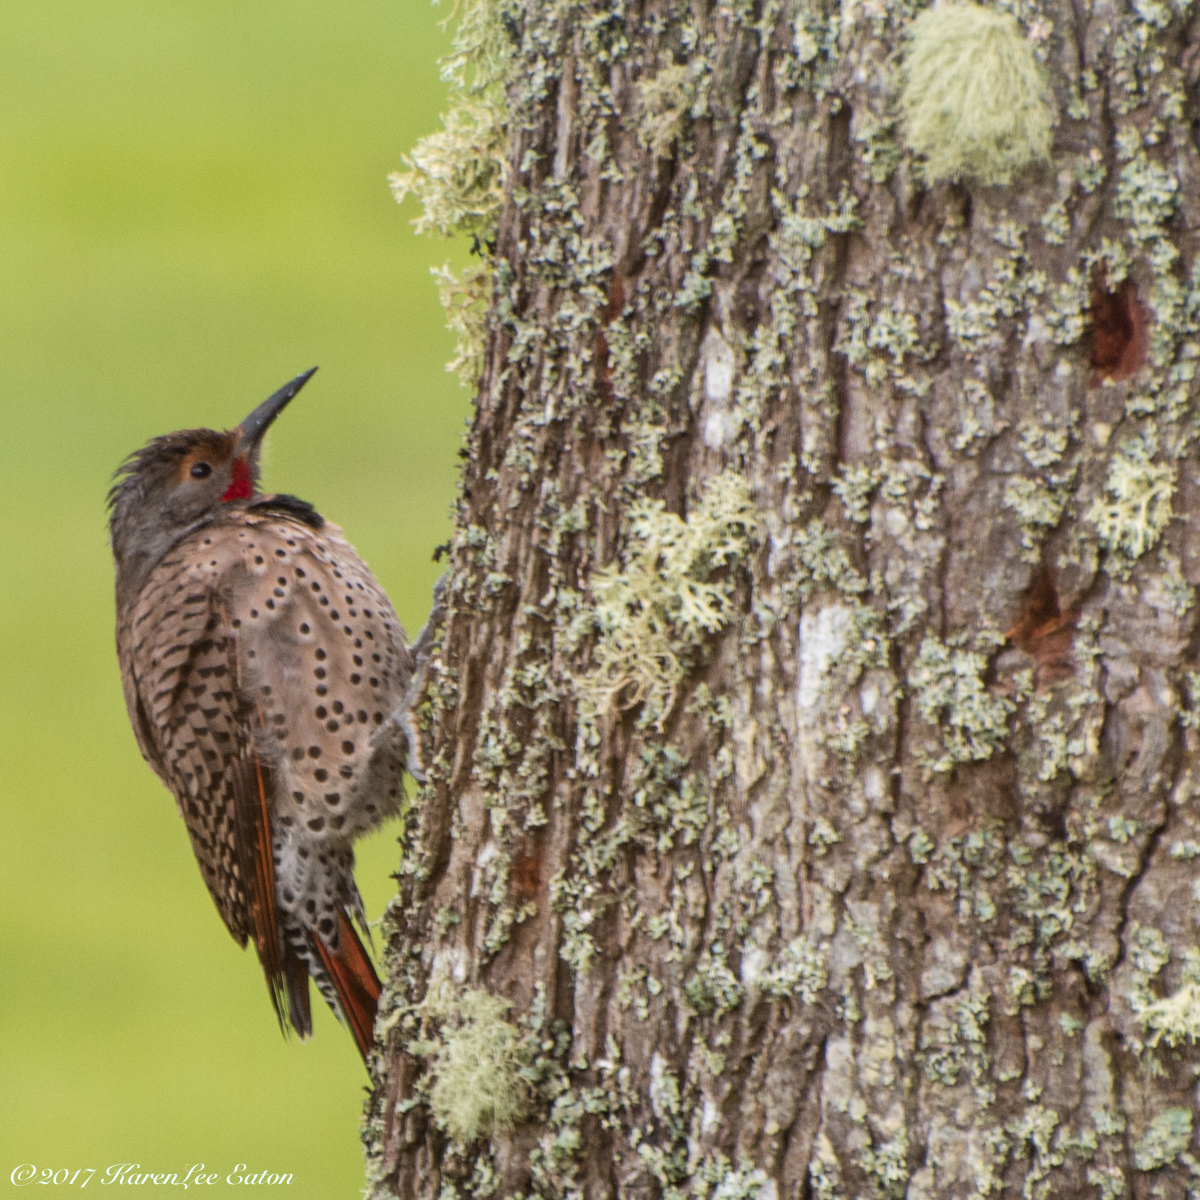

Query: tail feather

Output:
[230, 753, 290, 1031]
[282, 940, 313, 1041]
[310, 911, 382, 1061]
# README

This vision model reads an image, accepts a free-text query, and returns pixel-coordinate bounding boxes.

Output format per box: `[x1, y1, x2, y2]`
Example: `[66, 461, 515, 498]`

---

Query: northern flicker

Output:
[110, 368, 415, 1061]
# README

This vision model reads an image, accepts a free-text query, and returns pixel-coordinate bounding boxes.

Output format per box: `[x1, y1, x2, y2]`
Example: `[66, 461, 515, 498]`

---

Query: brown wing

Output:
[122, 538, 307, 1034]
[125, 549, 250, 941]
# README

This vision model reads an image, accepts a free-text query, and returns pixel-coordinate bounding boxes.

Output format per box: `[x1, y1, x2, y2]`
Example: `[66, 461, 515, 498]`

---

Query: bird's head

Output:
[109, 367, 317, 589]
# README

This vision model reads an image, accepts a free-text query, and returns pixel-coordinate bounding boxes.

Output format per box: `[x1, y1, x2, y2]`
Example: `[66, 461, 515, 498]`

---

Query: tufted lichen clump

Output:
[412, 984, 530, 1143]
[390, 0, 515, 385]
[577, 470, 760, 738]
[1088, 435, 1175, 577]
[635, 61, 709, 159]
[1135, 948, 1200, 1048]
[898, 3, 1053, 186]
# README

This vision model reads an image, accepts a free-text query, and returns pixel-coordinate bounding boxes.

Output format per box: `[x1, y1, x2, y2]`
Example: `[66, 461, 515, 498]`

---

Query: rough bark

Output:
[366, 0, 1200, 1197]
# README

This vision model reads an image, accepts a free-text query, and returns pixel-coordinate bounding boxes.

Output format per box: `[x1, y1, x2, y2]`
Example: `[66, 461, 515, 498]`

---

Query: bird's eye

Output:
[190, 462, 213, 479]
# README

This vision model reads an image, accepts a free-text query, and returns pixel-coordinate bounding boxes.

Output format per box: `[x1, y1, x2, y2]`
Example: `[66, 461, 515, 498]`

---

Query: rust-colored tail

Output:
[311, 911, 382, 1061]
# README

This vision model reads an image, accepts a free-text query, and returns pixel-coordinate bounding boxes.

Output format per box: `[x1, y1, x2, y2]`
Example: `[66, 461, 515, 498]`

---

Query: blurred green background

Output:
[0, 2, 468, 1193]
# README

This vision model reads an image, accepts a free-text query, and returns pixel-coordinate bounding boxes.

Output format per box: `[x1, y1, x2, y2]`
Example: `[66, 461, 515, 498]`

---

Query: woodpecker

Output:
[109, 368, 414, 1060]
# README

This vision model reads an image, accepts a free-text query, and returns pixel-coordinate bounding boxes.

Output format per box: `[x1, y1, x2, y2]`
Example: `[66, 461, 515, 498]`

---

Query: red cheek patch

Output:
[222, 457, 254, 502]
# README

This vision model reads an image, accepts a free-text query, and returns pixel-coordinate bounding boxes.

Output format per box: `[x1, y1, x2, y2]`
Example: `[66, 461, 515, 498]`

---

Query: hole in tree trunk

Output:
[1088, 275, 1146, 384]
[1005, 557, 1079, 688]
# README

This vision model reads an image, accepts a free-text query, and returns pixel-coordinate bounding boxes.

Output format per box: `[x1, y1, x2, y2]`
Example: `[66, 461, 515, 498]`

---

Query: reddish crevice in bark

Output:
[1005, 558, 1079, 687]
[1088, 275, 1146, 383]
[509, 845, 543, 902]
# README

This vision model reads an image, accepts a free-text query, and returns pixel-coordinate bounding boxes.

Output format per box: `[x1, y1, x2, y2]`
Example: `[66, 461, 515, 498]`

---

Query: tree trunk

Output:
[365, 0, 1200, 1196]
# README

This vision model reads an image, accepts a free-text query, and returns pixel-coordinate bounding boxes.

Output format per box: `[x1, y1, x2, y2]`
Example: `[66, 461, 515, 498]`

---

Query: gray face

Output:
[109, 428, 254, 597]
[108, 368, 317, 598]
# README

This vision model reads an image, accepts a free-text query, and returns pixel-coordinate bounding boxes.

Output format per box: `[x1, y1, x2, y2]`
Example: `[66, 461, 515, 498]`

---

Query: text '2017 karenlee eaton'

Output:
[10, 1163, 295, 1187]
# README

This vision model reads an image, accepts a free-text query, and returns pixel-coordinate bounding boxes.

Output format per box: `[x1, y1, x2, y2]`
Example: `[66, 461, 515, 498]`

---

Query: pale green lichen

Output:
[908, 632, 1020, 774]
[926, 830, 1005, 926]
[551, 747, 714, 978]
[1058, 1012, 1083, 1037]
[1157, 551, 1195, 617]
[578, 470, 760, 734]
[952, 378, 1007, 454]
[1115, 152, 1179, 245]
[1008, 417, 1075, 566]
[943, 221, 1045, 353]
[635, 61, 709, 159]
[808, 1134, 843, 1200]
[776, 3, 841, 96]
[1126, 923, 1171, 1033]
[1007, 964, 1037, 1012]
[808, 816, 842, 855]
[1088, 436, 1175, 577]
[431, 261, 493, 387]
[413, 984, 530, 1142]
[1004, 477, 1070, 560]
[694, 1160, 768, 1200]
[836, 287, 929, 388]
[684, 944, 744, 1016]
[390, 0, 513, 239]
[860, 1129, 910, 1199]
[1086, 1164, 1127, 1200]
[1040, 197, 1070, 245]
[633, 756, 708, 852]
[853, 112, 902, 184]
[1136, 948, 1200, 1048]
[1044, 267, 1090, 347]
[736, 185, 859, 443]
[1040, 152, 1112, 244]
[1018, 417, 1071, 471]
[920, 980, 992, 1094]
[760, 936, 828, 1004]
[898, 3, 1053, 186]
[390, 0, 515, 385]
[1180, 671, 1200, 731]
[1132, 1108, 1192, 1172]
[675, 95, 770, 311]
[908, 827, 934, 864]
[1005, 1104, 1063, 1195]
[1019, 683, 1101, 785]
[1106, 814, 1140, 844]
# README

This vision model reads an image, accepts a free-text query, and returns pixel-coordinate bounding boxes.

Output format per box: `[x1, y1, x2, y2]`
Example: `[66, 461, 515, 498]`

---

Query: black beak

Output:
[236, 367, 318, 452]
